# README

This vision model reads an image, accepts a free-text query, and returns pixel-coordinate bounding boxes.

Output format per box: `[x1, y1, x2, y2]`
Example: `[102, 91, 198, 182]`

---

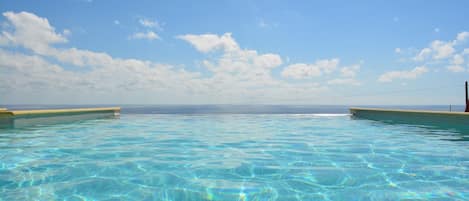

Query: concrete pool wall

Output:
[350, 107, 469, 133]
[0, 107, 120, 128]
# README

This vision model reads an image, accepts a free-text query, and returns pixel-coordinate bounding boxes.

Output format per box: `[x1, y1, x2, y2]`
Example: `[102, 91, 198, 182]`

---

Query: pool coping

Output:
[0, 107, 121, 128]
[349, 107, 469, 116]
[0, 107, 121, 123]
[0, 107, 120, 119]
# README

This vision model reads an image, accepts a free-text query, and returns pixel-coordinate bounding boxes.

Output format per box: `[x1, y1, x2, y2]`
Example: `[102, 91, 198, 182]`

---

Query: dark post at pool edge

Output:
[464, 81, 469, 112]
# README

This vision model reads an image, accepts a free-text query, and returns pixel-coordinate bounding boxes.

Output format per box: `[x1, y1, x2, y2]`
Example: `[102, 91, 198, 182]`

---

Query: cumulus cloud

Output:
[378, 66, 428, 82]
[281, 59, 362, 87]
[257, 18, 277, 29]
[0, 11, 68, 53]
[431, 40, 455, 59]
[447, 65, 466, 73]
[281, 63, 321, 78]
[177, 33, 239, 53]
[1, 11, 351, 104]
[413, 31, 469, 62]
[414, 48, 432, 61]
[253, 53, 283, 69]
[326, 64, 361, 85]
[463, 48, 469, 55]
[456, 31, 469, 44]
[139, 18, 161, 29]
[130, 17, 163, 41]
[447, 52, 466, 72]
[129, 31, 159, 40]
[63, 29, 71, 36]
[451, 54, 464, 65]
[327, 78, 361, 86]
[281, 59, 340, 79]
[185, 33, 285, 85]
[0, 11, 202, 102]
[340, 65, 360, 77]
[180, 33, 333, 103]
[406, 31, 469, 75]
[281, 59, 362, 86]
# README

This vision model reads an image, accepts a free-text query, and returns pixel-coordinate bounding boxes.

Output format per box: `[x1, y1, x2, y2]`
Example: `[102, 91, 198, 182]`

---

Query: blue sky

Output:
[1, 0, 469, 104]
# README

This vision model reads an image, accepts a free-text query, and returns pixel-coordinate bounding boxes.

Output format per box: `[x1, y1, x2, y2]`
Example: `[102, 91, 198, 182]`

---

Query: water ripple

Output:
[0, 114, 467, 200]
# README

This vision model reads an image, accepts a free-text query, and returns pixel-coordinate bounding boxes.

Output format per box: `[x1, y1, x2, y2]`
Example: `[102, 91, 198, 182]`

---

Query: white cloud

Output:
[257, 18, 277, 29]
[0, 11, 68, 54]
[129, 31, 159, 40]
[395, 48, 401, 53]
[378, 66, 428, 82]
[0, 12, 115, 68]
[178, 33, 333, 103]
[48, 48, 114, 67]
[451, 54, 464, 65]
[193, 37, 283, 81]
[447, 52, 465, 73]
[447, 65, 466, 73]
[138, 18, 161, 29]
[414, 48, 432, 61]
[0, 12, 201, 99]
[281, 63, 322, 79]
[281, 59, 340, 79]
[431, 40, 455, 59]
[0, 11, 361, 104]
[281, 59, 361, 80]
[253, 53, 283, 69]
[463, 48, 469, 55]
[340, 65, 360, 77]
[456, 31, 469, 43]
[327, 78, 361, 86]
[177, 33, 239, 53]
[63, 29, 71, 36]
[0, 48, 207, 103]
[131, 18, 163, 41]
[413, 31, 469, 62]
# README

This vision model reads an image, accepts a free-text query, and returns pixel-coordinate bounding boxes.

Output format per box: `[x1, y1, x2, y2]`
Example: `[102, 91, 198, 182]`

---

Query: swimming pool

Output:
[0, 114, 467, 200]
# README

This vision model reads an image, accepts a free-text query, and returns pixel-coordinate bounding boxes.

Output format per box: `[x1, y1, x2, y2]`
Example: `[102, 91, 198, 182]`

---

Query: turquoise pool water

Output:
[0, 114, 468, 200]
